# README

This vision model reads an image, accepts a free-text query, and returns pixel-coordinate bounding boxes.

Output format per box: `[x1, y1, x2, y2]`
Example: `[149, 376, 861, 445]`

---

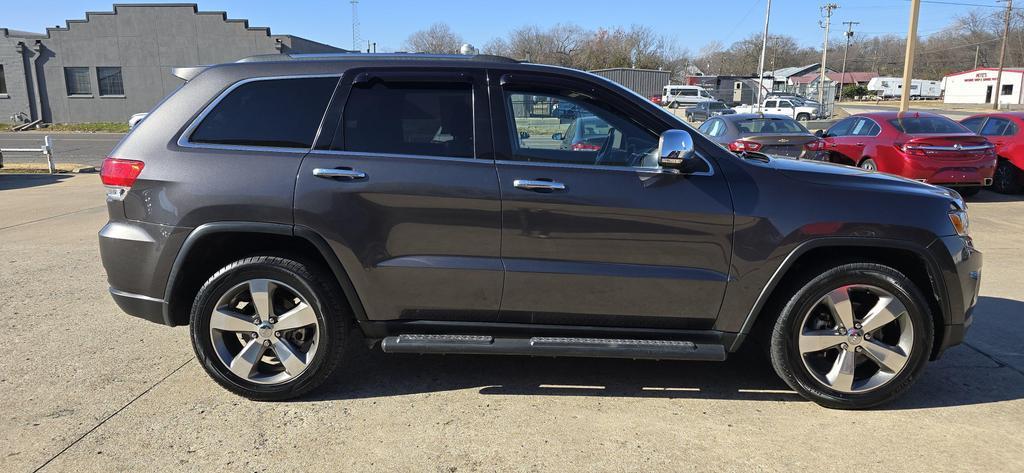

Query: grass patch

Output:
[42, 122, 130, 133]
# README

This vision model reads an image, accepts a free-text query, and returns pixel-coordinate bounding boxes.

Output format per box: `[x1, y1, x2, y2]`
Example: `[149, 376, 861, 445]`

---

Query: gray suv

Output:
[99, 54, 981, 409]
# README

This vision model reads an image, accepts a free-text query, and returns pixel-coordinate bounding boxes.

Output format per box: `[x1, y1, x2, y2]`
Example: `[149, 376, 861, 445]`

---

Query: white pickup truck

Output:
[733, 99, 819, 121]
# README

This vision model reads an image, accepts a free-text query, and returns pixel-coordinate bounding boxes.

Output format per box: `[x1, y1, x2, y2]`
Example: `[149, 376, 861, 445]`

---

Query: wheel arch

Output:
[734, 238, 950, 359]
[162, 222, 369, 328]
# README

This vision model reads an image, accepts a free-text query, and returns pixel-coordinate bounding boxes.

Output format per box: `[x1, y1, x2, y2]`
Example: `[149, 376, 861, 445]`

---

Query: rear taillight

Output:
[101, 158, 144, 187]
[728, 140, 763, 152]
[895, 142, 926, 156]
[571, 143, 602, 152]
[804, 139, 826, 151]
[101, 158, 144, 199]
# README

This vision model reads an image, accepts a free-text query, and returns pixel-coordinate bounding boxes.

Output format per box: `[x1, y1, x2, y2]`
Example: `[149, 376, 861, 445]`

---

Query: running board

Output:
[380, 334, 727, 361]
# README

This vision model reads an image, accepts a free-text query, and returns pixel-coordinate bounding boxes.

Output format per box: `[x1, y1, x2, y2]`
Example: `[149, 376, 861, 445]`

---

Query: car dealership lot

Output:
[2, 174, 1023, 472]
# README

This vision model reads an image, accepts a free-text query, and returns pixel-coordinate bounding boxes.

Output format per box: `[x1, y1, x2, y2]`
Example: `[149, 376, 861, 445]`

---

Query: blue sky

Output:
[1, 1, 1005, 53]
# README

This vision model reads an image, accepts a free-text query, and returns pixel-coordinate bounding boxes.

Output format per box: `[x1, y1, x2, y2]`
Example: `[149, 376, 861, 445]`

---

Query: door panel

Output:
[294, 70, 502, 322]
[495, 163, 734, 328]
[296, 153, 502, 321]
[492, 72, 734, 329]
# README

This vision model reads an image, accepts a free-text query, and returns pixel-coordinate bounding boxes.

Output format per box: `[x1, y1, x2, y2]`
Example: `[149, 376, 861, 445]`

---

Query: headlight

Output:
[948, 209, 970, 237]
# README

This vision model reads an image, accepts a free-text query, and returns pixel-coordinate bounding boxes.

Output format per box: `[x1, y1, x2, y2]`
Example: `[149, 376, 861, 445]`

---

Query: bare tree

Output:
[404, 23, 463, 54]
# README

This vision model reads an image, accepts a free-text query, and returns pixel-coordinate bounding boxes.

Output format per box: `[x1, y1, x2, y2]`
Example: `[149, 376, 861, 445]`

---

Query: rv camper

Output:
[867, 77, 942, 99]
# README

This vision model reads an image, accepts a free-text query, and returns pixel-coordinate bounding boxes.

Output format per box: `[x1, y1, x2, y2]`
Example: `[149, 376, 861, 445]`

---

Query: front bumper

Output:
[928, 235, 982, 357]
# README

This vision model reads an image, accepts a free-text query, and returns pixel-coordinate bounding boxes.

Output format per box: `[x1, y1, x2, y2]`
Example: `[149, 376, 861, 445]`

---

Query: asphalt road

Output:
[838, 103, 981, 120]
[0, 132, 123, 168]
[1, 174, 1023, 472]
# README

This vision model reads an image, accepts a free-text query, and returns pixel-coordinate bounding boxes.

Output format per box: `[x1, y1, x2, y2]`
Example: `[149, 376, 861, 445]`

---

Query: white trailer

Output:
[867, 77, 942, 99]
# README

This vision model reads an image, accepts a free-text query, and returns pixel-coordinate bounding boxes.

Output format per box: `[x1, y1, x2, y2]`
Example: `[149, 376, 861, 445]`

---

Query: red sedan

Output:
[820, 111, 997, 195]
[961, 112, 1024, 193]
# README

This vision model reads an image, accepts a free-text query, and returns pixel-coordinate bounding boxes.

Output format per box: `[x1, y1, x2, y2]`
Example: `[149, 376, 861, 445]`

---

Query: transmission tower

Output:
[350, 0, 361, 52]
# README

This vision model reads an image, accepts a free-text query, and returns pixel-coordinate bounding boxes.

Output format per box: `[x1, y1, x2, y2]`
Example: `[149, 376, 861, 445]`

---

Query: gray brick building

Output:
[1, 3, 347, 124]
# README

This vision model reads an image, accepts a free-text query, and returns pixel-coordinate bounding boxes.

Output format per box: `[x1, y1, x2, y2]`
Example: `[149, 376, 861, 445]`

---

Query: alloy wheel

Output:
[209, 278, 320, 385]
[797, 284, 914, 394]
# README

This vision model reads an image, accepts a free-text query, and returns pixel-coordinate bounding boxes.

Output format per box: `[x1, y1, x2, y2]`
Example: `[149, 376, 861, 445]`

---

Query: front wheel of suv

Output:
[190, 256, 349, 400]
[769, 263, 933, 409]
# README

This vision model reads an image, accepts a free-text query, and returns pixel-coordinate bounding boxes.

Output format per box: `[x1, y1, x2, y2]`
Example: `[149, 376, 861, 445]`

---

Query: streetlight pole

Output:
[756, 0, 773, 112]
[839, 21, 859, 104]
[899, 0, 921, 113]
[992, 0, 1013, 110]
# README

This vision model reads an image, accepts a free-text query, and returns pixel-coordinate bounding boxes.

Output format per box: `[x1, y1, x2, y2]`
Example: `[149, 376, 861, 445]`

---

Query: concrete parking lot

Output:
[2, 171, 1023, 472]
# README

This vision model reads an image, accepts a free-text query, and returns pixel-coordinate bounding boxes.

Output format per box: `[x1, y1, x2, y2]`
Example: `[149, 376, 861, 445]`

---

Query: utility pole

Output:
[993, 0, 1013, 110]
[838, 21, 859, 104]
[974, 45, 980, 69]
[756, 0, 773, 112]
[899, 0, 921, 112]
[818, 3, 839, 114]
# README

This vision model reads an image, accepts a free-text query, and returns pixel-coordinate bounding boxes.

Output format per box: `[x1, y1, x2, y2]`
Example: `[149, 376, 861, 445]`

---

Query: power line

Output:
[906, 0, 1023, 9]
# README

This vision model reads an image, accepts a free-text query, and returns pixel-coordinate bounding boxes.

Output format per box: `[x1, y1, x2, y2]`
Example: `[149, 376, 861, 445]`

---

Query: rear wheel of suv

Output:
[190, 256, 349, 400]
[992, 160, 1023, 194]
[796, 113, 811, 121]
[769, 263, 933, 409]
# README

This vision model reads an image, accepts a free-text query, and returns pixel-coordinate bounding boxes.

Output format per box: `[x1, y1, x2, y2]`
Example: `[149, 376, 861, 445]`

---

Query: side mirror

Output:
[814, 129, 825, 138]
[657, 129, 700, 172]
[552, 132, 563, 141]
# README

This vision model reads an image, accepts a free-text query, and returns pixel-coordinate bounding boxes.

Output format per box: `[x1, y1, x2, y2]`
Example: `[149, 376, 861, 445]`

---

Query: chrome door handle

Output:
[855, 142, 865, 146]
[313, 167, 366, 180]
[513, 179, 566, 191]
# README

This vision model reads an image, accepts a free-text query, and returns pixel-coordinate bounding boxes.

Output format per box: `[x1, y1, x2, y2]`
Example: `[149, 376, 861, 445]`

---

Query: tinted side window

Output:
[337, 81, 474, 158]
[960, 117, 985, 134]
[981, 117, 1015, 136]
[190, 77, 338, 148]
[827, 118, 855, 137]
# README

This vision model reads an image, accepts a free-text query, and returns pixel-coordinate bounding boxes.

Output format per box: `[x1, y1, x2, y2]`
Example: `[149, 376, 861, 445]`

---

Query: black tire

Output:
[668, 101, 678, 109]
[190, 256, 349, 401]
[992, 159, 1023, 194]
[769, 263, 934, 409]
[859, 158, 877, 171]
[796, 113, 811, 121]
[956, 186, 981, 197]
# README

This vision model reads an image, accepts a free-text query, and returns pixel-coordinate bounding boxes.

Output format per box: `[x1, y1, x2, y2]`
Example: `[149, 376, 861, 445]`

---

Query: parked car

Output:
[733, 99, 818, 121]
[698, 113, 827, 160]
[960, 112, 1024, 193]
[766, 92, 821, 108]
[551, 101, 591, 120]
[662, 85, 716, 109]
[684, 101, 735, 122]
[819, 112, 997, 196]
[649, 95, 663, 106]
[552, 115, 610, 153]
[99, 53, 981, 409]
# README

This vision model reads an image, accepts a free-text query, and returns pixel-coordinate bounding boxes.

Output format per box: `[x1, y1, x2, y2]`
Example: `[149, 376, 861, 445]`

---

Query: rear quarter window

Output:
[188, 76, 339, 149]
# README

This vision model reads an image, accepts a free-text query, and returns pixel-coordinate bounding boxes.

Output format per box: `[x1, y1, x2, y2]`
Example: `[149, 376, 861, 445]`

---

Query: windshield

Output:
[737, 118, 809, 134]
[888, 116, 969, 134]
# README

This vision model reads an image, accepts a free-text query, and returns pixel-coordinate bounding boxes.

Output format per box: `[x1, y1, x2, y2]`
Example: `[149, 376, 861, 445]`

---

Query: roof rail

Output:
[234, 52, 521, 63]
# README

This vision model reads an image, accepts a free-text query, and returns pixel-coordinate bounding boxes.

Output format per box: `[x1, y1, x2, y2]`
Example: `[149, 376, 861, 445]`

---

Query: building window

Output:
[1002, 84, 1014, 96]
[0, 64, 8, 95]
[97, 67, 124, 96]
[64, 67, 91, 96]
